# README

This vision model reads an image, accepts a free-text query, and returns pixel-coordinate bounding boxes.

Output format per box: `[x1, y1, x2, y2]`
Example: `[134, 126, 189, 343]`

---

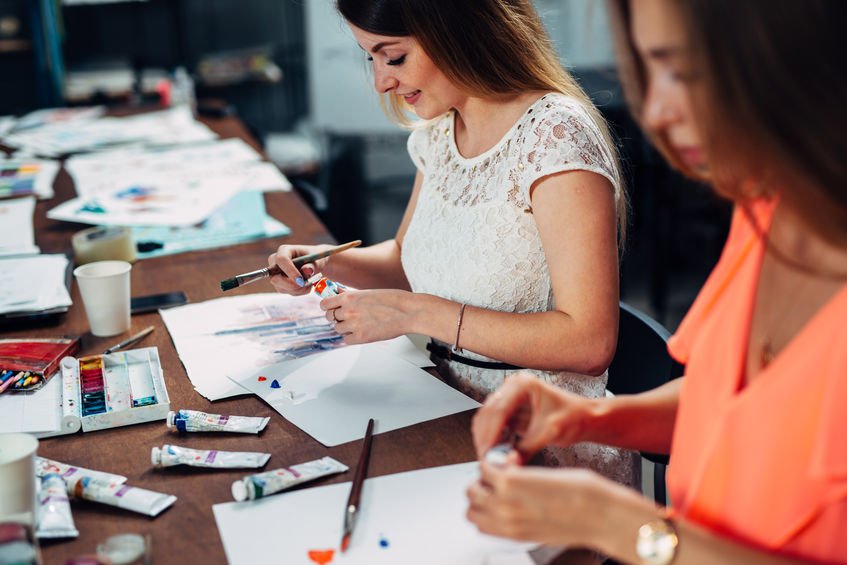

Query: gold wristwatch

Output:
[635, 518, 679, 565]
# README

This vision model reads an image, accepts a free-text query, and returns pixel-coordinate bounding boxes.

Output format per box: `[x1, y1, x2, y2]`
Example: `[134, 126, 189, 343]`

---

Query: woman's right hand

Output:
[267, 243, 332, 296]
[472, 373, 595, 461]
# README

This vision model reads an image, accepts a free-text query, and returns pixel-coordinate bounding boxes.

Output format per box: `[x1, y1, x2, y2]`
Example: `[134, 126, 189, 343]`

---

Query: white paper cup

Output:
[74, 260, 132, 337]
[0, 433, 39, 524]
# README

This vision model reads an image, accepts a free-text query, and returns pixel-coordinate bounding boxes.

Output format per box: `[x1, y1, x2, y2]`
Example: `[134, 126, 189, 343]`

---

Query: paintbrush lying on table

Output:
[219, 240, 362, 292]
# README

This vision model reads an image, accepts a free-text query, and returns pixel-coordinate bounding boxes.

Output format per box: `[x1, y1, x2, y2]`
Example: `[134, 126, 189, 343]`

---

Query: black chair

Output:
[606, 302, 684, 505]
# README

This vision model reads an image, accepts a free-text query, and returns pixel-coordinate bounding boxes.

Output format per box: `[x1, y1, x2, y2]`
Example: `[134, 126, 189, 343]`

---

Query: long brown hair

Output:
[337, 0, 628, 246]
[608, 0, 847, 248]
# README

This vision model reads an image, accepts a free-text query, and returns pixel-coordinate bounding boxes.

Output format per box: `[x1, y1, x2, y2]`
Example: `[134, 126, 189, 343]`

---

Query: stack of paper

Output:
[0, 158, 60, 200]
[48, 137, 291, 229]
[0, 255, 72, 317]
[0, 197, 39, 256]
[3, 107, 215, 157]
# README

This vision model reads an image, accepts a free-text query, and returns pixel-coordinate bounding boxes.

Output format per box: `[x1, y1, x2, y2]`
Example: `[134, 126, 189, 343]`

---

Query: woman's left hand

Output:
[466, 459, 634, 549]
[320, 289, 415, 344]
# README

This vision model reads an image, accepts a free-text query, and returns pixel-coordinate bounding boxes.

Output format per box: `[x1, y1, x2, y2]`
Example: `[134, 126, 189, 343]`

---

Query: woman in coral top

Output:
[467, 0, 847, 563]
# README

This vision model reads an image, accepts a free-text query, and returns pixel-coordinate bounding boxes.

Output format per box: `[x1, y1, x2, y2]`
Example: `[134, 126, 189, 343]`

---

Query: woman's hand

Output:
[472, 373, 596, 461]
[267, 243, 332, 296]
[467, 461, 626, 547]
[320, 289, 417, 345]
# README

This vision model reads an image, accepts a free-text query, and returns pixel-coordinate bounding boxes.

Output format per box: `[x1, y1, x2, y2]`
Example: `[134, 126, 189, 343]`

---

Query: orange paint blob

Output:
[257, 376, 267, 382]
[307, 549, 335, 565]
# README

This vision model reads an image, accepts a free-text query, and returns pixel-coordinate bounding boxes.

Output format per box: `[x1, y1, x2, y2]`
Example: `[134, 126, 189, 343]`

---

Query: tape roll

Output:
[72, 226, 136, 265]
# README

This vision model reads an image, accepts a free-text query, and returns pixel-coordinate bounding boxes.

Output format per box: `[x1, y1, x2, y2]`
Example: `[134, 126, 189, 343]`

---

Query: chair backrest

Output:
[607, 302, 683, 396]
[607, 302, 683, 506]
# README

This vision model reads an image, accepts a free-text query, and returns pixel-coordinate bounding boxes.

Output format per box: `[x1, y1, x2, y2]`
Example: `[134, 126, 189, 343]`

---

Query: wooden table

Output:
[4, 115, 477, 564]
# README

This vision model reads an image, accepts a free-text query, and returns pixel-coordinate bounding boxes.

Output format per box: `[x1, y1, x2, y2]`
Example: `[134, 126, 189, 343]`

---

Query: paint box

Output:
[0, 337, 82, 393]
[41, 346, 170, 436]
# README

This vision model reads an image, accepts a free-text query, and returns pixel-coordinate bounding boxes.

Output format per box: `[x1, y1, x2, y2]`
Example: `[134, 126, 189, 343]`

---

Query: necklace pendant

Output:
[760, 341, 774, 368]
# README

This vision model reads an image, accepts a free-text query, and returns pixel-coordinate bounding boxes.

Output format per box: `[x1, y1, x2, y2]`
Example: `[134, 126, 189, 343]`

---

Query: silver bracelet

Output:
[451, 303, 467, 354]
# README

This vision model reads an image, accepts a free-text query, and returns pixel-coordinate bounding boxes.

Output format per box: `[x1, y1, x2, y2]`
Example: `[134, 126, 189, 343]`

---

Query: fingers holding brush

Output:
[267, 244, 322, 295]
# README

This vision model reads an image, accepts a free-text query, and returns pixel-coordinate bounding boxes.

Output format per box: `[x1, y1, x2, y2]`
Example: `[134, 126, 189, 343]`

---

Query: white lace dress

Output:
[401, 93, 638, 487]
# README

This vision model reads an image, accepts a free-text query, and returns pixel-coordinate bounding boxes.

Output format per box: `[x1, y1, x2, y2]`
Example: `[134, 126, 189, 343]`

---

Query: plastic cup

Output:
[0, 433, 39, 525]
[74, 260, 132, 337]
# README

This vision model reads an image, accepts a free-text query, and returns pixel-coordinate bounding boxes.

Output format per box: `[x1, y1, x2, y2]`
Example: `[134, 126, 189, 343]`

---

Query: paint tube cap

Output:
[150, 447, 162, 466]
[231, 479, 249, 502]
[165, 411, 176, 428]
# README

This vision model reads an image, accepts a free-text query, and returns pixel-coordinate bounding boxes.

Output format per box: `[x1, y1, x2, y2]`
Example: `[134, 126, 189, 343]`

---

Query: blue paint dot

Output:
[270, 379, 281, 389]
[379, 536, 389, 548]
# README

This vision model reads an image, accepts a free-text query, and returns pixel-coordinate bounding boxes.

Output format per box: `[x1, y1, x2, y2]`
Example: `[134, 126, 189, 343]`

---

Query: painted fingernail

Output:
[295, 276, 305, 287]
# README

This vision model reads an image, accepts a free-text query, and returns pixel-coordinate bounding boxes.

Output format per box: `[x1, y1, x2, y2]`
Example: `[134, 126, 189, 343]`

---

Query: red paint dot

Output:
[257, 376, 267, 382]
[307, 549, 335, 565]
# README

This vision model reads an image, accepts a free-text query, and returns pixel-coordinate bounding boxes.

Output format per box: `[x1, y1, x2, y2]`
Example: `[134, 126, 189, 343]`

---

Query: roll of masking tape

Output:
[72, 226, 136, 265]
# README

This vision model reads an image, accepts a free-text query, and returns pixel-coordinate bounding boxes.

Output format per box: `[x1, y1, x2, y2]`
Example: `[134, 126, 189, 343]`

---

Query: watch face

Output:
[636, 520, 678, 565]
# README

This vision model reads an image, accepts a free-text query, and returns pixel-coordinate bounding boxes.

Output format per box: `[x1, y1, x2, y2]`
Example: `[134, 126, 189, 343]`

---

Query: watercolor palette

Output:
[54, 346, 170, 434]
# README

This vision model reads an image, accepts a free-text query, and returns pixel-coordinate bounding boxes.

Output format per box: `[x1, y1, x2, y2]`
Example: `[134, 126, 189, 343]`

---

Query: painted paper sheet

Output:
[213, 462, 535, 565]
[159, 293, 435, 401]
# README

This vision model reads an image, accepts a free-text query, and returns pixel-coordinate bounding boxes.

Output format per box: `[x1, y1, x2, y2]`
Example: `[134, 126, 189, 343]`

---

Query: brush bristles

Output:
[220, 277, 239, 291]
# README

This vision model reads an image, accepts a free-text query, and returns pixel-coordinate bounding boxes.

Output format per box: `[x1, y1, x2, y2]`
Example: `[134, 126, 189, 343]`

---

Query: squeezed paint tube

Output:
[166, 409, 270, 434]
[151, 444, 270, 469]
[36, 474, 79, 539]
[36, 456, 127, 485]
[65, 475, 177, 517]
[231, 456, 348, 501]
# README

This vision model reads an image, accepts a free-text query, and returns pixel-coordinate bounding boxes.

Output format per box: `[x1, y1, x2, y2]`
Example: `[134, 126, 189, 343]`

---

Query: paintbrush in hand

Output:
[220, 240, 361, 292]
[341, 418, 375, 552]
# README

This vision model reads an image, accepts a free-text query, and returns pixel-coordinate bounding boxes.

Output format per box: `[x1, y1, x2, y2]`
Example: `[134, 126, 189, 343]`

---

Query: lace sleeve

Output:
[407, 123, 431, 172]
[518, 99, 618, 202]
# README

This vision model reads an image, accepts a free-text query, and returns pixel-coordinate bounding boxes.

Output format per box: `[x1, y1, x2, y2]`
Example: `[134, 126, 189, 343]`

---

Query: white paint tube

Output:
[231, 456, 348, 502]
[65, 475, 176, 517]
[36, 474, 79, 539]
[151, 445, 270, 469]
[166, 409, 270, 434]
[36, 456, 127, 485]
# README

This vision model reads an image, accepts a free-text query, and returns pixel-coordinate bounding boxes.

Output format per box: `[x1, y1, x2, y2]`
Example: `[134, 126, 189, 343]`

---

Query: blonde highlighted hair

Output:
[337, 0, 628, 248]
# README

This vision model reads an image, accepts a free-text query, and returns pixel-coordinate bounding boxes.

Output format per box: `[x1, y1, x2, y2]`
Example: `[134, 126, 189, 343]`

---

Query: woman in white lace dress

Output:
[268, 0, 636, 487]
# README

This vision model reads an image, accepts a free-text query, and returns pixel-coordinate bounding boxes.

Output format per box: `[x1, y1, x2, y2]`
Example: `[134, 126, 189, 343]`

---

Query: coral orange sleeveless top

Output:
[667, 199, 847, 562]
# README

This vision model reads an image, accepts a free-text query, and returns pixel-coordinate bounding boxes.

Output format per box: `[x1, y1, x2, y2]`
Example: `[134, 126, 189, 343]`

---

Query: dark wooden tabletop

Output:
[4, 114, 477, 564]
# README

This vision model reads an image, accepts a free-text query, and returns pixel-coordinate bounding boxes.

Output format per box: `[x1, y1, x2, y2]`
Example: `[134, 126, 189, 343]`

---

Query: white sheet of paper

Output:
[0, 254, 71, 314]
[213, 462, 535, 565]
[0, 374, 62, 433]
[234, 345, 479, 446]
[160, 293, 434, 401]
[46, 175, 244, 227]
[67, 139, 291, 199]
[0, 197, 39, 255]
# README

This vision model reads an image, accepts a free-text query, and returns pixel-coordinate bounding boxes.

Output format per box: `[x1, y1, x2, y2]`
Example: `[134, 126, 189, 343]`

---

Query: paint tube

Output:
[231, 456, 349, 502]
[166, 409, 270, 434]
[36, 456, 127, 485]
[484, 443, 512, 467]
[151, 444, 270, 469]
[65, 475, 177, 517]
[36, 473, 79, 539]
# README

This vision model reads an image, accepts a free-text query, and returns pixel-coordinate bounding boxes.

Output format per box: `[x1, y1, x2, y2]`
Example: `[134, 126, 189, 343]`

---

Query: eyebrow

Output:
[645, 46, 684, 61]
[370, 41, 400, 53]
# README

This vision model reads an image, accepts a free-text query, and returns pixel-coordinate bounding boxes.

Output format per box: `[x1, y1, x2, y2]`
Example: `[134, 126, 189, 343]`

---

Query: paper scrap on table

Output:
[0, 196, 39, 256]
[160, 293, 434, 401]
[213, 462, 536, 565]
[233, 345, 479, 446]
[0, 374, 62, 434]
